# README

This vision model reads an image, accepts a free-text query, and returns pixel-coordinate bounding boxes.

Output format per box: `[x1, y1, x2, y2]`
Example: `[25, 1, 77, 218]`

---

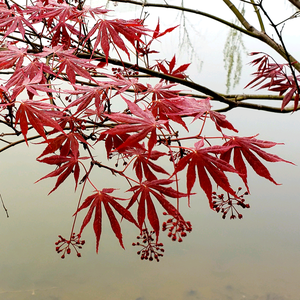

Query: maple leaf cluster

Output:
[0, 0, 293, 261]
[246, 52, 300, 111]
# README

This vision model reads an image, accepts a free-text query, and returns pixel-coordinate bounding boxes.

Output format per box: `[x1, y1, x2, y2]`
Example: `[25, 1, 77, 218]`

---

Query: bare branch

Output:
[288, 0, 300, 10]
[0, 194, 9, 218]
[112, 0, 300, 72]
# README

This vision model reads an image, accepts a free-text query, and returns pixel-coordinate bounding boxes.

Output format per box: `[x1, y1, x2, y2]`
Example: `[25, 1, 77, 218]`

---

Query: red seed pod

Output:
[181, 232, 187, 237]
[77, 253, 81, 257]
[67, 248, 71, 254]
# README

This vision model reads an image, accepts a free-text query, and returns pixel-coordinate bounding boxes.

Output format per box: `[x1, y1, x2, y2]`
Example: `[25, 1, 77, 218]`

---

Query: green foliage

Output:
[223, 5, 246, 94]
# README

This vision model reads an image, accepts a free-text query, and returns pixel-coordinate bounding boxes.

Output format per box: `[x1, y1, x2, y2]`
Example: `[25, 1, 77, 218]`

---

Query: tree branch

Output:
[250, 0, 265, 32]
[113, 0, 256, 35]
[112, 0, 300, 72]
[223, 0, 300, 72]
[288, 0, 300, 10]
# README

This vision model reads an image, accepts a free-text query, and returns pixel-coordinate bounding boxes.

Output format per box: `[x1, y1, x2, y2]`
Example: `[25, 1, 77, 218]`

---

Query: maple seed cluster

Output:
[112, 67, 139, 77]
[55, 233, 85, 259]
[162, 213, 192, 242]
[212, 187, 250, 219]
[132, 229, 164, 262]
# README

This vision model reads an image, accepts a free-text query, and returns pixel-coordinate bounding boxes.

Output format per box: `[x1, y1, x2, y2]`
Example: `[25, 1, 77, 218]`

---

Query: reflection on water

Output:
[0, 110, 300, 300]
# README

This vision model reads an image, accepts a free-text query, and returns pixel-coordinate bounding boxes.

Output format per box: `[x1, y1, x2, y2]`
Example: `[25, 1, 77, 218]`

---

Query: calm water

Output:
[0, 109, 300, 300]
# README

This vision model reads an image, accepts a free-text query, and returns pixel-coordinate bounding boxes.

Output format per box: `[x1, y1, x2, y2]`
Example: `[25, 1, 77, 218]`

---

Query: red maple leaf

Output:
[174, 97, 238, 133]
[156, 55, 190, 82]
[98, 132, 131, 158]
[10, 76, 57, 101]
[0, 45, 27, 70]
[0, 4, 36, 39]
[64, 72, 138, 115]
[103, 98, 169, 154]
[126, 179, 187, 240]
[246, 53, 300, 111]
[38, 131, 87, 158]
[143, 82, 181, 101]
[83, 18, 148, 61]
[220, 135, 294, 191]
[15, 99, 64, 144]
[65, 84, 108, 115]
[137, 19, 178, 57]
[36, 153, 87, 194]
[122, 147, 169, 182]
[27, 0, 85, 48]
[5, 59, 55, 91]
[174, 139, 238, 208]
[148, 96, 188, 131]
[56, 51, 95, 84]
[74, 188, 138, 252]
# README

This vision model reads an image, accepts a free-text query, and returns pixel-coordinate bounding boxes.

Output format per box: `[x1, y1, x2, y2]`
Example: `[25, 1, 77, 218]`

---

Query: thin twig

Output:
[258, 2, 300, 100]
[0, 194, 9, 218]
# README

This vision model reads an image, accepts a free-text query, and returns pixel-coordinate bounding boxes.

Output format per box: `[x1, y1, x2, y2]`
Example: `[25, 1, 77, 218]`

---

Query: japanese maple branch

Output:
[80, 53, 299, 112]
[4, 0, 41, 51]
[0, 134, 42, 153]
[76, 52, 237, 108]
[70, 77, 298, 103]
[216, 101, 300, 113]
[1, 32, 295, 113]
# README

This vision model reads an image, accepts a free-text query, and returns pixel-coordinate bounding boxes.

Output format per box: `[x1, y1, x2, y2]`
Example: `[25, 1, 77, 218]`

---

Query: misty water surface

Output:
[1, 1, 300, 299]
